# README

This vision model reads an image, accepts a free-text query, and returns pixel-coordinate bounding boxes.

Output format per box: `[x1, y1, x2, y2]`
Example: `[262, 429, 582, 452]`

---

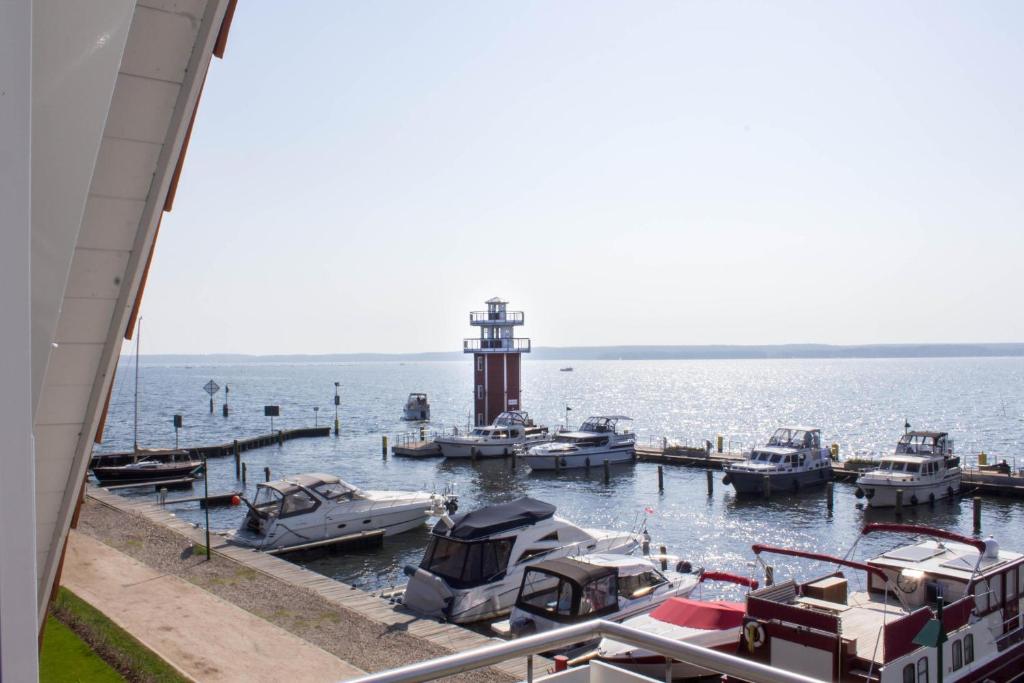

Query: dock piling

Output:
[278, 430, 284, 447]
[762, 475, 771, 498]
[233, 440, 240, 478]
[657, 465, 664, 493]
[603, 460, 610, 484]
[659, 545, 668, 570]
[264, 466, 271, 482]
[706, 469, 713, 496]
[974, 497, 982, 532]
[716, 435, 723, 453]
[896, 489, 904, 515]
[382, 436, 388, 459]
[826, 481, 834, 513]
[585, 457, 590, 470]
[159, 487, 168, 506]
[241, 462, 247, 485]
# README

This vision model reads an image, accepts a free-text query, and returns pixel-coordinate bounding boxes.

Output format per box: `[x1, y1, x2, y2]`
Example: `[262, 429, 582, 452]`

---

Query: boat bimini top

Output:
[433, 497, 556, 540]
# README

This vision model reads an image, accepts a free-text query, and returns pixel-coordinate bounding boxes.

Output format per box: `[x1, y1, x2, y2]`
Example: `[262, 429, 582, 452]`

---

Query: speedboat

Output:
[497, 553, 700, 640]
[523, 416, 636, 470]
[594, 571, 758, 679]
[91, 449, 203, 484]
[855, 431, 961, 507]
[722, 426, 833, 495]
[435, 411, 550, 459]
[402, 393, 430, 421]
[739, 524, 1024, 682]
[402, 497, 642, 624]
[227, 473, 456, 553]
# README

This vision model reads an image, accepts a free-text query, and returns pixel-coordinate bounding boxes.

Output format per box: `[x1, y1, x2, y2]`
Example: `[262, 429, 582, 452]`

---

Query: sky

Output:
[139, 1, 1024, 355]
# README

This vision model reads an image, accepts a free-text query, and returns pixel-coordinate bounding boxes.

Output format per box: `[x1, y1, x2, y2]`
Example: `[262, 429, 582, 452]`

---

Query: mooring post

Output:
[717, 435, 724, 453]
[382, 435, 388, 459]
[896, 489, 904, 515]
[222, 384, 229, 417]
[241, 462, 247, 485]
[765, 565, 775, 586]
[763, 475, 771, 498]
[974, 496, 982, 532]
[278, 430, 284, 447]
[706, 468, 713, 496]
[603, 459, 610, 484]
[159, 487, 168, 506]
[657, 465, 664, 493]
[203, 453, 211, 561]
[419, 425, 426, 441]
[659, 545, 668, 570]
[585, 457, 590, 470]
[233, 440, 240, 478]
[264, 466, 271, 482]
[826, 481, 834, 513]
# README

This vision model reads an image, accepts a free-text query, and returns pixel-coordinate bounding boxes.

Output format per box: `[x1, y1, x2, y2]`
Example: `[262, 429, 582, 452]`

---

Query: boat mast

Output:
[134, 317, 141, 452]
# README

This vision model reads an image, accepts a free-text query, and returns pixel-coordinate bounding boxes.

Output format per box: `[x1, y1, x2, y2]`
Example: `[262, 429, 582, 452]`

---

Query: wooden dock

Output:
[91, 426, 332, 468]
[86, 487, 547, 680]
[392, 440, 442, 458]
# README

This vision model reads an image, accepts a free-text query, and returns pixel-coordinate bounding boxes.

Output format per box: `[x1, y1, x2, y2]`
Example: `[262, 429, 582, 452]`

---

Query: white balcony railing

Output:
[463, 338, 531, 353]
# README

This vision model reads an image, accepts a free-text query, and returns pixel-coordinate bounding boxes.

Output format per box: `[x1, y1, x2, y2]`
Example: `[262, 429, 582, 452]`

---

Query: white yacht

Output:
[498, 554, 700, 640]
[522, 416, 636, 470]
[434, 411, 550, 459]
[227, 473, 455, 553]
[855, 431, 961, 507]
[401, 393, 430, 421]
[402, 497, 642, 624]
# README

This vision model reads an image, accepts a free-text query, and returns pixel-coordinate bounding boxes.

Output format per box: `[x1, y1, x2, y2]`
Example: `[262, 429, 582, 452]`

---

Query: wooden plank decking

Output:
[86, 487, 546, 680]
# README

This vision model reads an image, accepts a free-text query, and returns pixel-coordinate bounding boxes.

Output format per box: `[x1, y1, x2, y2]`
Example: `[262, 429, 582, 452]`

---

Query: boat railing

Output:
[343, 618, 825, 683]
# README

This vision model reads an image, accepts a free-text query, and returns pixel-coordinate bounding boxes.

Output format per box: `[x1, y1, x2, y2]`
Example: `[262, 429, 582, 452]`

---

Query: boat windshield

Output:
[580, 418, 617, 433]
[767, 429, 818, 449]
[876, 460, 905, 472]
[420, 535, 514, 589]
[896, 433, 945, 455]
[313, 480, 358, 501]
[251, 486, 283, 516]
[520, 570, 575, 617]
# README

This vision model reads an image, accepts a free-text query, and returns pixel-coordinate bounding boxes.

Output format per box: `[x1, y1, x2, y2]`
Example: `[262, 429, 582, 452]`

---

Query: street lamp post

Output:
[313, 406, 320, 428]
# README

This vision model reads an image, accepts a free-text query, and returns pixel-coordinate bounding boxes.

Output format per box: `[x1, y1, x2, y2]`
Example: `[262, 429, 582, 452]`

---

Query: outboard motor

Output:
[402, 567, 454, 619]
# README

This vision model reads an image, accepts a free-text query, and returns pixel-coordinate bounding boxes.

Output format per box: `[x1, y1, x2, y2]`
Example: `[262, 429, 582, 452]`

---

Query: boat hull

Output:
[726, 467, 831, 495]
[524, 447, 636, 471]
[860, 475, 962, 508]
[91, 463, 202, 484]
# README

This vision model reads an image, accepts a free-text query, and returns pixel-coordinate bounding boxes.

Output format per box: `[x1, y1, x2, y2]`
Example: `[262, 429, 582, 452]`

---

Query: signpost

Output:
[203, 380, 220, 413]
[264, 405, 280, 432]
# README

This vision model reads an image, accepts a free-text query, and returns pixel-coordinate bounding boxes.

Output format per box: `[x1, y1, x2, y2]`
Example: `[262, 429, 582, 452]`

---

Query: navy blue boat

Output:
[722, 427, 833, 496]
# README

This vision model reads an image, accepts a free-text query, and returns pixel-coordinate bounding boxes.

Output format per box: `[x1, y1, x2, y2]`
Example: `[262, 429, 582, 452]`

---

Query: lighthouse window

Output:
[964, 634, 974, 663]
[952, 640, 963, 670]
[477, 357, 483, 372]
[916, 656, 928, 683]
[477, 385, 483, 400]
[901, 664, 914, 683]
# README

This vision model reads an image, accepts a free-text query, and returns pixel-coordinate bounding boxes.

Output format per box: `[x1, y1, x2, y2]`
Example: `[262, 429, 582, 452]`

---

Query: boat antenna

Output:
[134, 316, 141, 452]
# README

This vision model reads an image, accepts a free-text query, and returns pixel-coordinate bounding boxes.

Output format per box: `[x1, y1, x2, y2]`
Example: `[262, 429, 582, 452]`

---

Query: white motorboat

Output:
[402, 393, 430, 421]
[227, 473, 455, 553]
[497, 554, 700, 640]
[855, 431, 961, 507]
[402, 497, 642, 624]
[594, 571, 758, 678]
[722, 426, 833, 495]
[435, 411, 550, 459]
[523, 416, 636, 470]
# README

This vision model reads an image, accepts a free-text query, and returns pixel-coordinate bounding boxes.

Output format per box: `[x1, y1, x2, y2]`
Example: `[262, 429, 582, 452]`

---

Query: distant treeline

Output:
[135, 343, 1024, 365]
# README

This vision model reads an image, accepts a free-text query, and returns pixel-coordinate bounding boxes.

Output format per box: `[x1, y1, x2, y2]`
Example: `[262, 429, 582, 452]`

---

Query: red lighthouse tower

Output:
[464, 298, 531, 426]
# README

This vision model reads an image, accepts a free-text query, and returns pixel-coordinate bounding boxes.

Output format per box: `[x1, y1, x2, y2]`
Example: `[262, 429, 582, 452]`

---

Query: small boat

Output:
[496, 553, 700, 640]
[402, 497, 642, 624]
[594, 572, 758, 678]
[91, 449, 203, 484]
[523, 416, 636, 470]
[401, 393, 430, 421]
[435, 411, 550, 459]
[739, 524, 1024, 682]
[227, 473, 456, 553]
[855, 431, 961, 507]
[722, 426, 833, 495]
[560, 367, 574, 372]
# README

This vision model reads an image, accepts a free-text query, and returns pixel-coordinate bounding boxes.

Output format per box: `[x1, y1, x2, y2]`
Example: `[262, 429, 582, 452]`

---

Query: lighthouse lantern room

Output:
[464, 298, 530, 426]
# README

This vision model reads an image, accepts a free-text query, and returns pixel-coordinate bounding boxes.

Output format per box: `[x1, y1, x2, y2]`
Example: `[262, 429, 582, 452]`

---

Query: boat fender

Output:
[855, 487, 865, 499]
[744, 621, 765, 653]
[948, 486, 954, 499]
[791, 479, 800, 493]
[865, 488, 875, 499]
[560, 458, 567, 468]
[445, 498, 459, 514]
[910, 494, 919, 506]
[722, 474, 732, 486]
[929, 493, 935, 505]
[470, 447, 477, 459]
[503, 448, 509, 456]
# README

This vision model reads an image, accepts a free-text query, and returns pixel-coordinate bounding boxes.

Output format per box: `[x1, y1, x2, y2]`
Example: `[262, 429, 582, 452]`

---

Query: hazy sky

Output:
[139, 1, 1023, 355]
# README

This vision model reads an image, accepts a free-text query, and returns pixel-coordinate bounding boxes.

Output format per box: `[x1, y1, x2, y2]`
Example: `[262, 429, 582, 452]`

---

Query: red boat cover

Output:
[650, 598, 746, 631]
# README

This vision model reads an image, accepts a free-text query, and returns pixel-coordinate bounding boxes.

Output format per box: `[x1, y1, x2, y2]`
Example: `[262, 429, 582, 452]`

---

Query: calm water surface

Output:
[98, 358, 1024, 600]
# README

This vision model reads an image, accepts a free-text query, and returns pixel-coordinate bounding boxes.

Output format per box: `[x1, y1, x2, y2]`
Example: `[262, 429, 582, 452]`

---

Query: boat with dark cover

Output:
[722, 426, 833, 496]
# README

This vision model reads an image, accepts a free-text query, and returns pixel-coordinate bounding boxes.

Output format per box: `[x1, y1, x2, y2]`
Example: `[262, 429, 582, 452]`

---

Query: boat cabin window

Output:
[768, 429, 819, 449]
[580, 574, 618, 615]
[420, 536, 514, 588]
[280, 489, 319, 517]
[314, 481, 355, 501]
[520, 571, 574, 617]
[769, 454, 782, 464]
[906, 462, 920, 473]
[897, 433, 944, 455]
[251, 486, 283, 514]
[618, 570, 665, 597]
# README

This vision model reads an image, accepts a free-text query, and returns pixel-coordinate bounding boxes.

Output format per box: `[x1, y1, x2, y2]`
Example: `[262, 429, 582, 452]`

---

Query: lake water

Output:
[98, 357, 1024, 601]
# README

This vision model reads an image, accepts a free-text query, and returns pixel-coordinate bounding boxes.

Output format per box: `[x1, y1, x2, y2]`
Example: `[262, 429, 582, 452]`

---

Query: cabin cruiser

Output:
[739, 524, 1024, 682]
[497, 554, 700, 641]
[402, 393, 430, 421]
[434, 411, 550, 459]
[595, 571, 758, 679]
[402, 497, 642, 624]
[855, 431, 961, 507]
[227, 473, 456, 553]
[523, 416, 636, 470]
[722, 426, 832, 495]
[91, 449, 203, 484]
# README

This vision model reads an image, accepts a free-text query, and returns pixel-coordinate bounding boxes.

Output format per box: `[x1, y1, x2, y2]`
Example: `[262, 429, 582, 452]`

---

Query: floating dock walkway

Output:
[90, 426, 331, 468]
[86, 487, 547, 681]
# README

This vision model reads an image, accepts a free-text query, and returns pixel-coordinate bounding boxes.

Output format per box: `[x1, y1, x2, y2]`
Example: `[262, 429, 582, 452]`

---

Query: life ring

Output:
[722, 474, 732, 486]
[855, 487, 865, 499]
[744, 621, 765, 653]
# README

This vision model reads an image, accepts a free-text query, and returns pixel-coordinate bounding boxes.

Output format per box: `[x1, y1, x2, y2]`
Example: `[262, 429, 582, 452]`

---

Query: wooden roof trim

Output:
[213, 0, 237, 58]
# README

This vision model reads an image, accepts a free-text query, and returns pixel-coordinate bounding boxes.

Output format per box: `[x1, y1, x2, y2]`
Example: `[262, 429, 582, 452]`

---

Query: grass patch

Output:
[40, 615, 124, 682]
[51, 588, 189, 683]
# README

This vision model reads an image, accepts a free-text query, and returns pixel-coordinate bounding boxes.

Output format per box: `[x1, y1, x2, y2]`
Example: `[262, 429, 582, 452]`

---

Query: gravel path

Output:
[76, 499, 515, 683]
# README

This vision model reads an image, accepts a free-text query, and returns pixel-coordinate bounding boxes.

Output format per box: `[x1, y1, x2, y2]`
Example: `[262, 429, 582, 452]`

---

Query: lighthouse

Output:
[464, 298, 531, 426]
